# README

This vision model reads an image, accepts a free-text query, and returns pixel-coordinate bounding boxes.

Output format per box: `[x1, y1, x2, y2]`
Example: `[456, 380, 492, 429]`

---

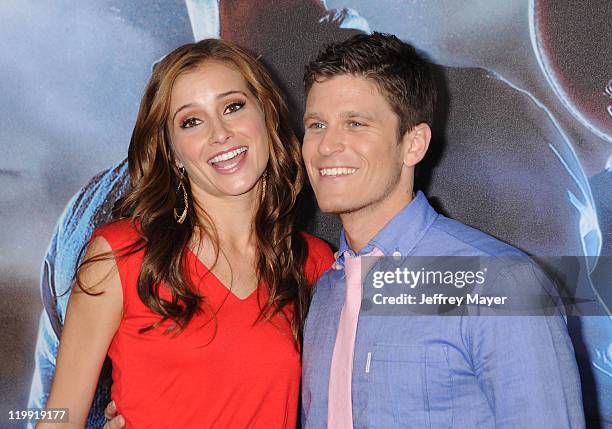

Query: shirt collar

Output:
[335, 191, 438, 268]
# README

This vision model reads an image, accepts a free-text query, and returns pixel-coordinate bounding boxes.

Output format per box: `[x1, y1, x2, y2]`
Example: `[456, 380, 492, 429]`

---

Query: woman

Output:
[37, 39, 333, 429]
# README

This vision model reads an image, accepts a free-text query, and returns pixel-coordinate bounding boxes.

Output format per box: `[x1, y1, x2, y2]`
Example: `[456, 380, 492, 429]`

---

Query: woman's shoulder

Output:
[300, 232, 335, 282]
[300, 232, 331, 254]
[91, 219, 142, 252]
[87, 220, 144, 308]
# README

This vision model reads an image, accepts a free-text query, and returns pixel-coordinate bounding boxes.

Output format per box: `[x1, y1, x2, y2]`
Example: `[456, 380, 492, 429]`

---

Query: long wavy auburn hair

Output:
[77, 39, 310, 343]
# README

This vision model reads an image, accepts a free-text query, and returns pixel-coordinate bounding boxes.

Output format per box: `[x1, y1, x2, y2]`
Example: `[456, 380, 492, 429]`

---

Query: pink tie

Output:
[328, 248, 383, 428]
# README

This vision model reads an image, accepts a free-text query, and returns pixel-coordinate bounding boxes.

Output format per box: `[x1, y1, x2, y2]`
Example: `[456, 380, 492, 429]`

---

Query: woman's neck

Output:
[191, 190, 259, 252]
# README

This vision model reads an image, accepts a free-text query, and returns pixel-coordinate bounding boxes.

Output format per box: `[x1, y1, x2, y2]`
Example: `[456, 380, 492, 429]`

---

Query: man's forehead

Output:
[306, 74, 385, 102]
[307, 74, 379, 94]
[304, 81, 389, 122]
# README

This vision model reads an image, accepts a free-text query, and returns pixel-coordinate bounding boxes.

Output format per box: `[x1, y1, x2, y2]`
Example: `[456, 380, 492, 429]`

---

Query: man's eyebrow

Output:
[303, 112, 321, 121]
[303, 111, 376, 122]
[341, 110, 374, 120]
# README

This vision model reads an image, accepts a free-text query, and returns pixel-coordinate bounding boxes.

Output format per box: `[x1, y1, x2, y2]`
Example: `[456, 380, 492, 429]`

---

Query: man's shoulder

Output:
[426, 214, 525, 257]
[310, 263, 342, 298]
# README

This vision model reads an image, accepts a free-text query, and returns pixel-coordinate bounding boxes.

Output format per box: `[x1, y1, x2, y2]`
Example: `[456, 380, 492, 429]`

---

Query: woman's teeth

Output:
[209, 147, 248, 164]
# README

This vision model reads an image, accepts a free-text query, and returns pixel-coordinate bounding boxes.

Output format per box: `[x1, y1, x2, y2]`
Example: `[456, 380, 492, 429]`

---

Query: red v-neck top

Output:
[91, 220, 334, 429]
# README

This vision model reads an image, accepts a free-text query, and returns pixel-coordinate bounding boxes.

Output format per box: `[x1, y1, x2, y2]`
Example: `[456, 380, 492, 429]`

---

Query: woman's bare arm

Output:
[36, 236, 123, 429]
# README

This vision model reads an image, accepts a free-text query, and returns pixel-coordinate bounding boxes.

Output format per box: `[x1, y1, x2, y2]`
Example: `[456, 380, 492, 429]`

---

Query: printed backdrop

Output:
[1, 0, 610, 426]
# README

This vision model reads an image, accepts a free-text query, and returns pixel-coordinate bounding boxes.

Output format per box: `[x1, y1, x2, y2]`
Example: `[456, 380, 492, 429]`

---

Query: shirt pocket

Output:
[365, 344, 453, 429]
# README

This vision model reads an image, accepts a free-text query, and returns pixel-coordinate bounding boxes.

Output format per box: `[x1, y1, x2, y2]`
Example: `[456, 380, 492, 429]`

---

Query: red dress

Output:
[91, 220, 333, 428]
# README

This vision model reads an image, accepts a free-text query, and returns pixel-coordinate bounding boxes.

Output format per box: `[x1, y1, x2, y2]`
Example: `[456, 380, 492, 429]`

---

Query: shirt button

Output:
[392, 250, 402, 260]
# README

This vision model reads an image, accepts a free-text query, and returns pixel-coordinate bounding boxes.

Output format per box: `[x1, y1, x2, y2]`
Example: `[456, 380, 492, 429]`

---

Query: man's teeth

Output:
[209, 147, 247, 164]
[320, 167, 357, 177]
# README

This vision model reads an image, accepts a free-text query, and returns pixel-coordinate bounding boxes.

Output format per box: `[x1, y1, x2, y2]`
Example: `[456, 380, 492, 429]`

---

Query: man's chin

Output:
[317, 201, 357, 215]
[314, 189, 362, 214]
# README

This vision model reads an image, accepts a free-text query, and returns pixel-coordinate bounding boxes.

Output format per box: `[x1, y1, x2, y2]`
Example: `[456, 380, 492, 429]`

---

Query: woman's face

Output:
[168, 60, 270, 204]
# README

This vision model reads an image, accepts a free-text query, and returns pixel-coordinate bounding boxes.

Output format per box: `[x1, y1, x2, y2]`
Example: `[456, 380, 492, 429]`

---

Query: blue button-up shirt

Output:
[302, 191, 585, 428]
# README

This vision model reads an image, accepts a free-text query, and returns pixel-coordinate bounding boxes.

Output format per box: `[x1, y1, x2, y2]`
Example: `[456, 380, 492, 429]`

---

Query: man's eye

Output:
[349, 121, 363, 128]
[180, 118, 202, 129]
[308, 122, 325, 129]
[224, 102, 245, 114]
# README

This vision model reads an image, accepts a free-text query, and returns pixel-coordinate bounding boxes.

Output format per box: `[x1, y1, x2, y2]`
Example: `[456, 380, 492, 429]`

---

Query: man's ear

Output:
[400, 123, 431, 168]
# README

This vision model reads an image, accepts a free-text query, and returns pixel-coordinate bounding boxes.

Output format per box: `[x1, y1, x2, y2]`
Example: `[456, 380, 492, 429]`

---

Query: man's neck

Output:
[340, 187, 415, 253]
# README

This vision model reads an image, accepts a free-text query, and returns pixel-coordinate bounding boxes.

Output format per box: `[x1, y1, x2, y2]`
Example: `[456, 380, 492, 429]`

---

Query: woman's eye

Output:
[224, 101, 245, 114]
[180, 117, 202, 129]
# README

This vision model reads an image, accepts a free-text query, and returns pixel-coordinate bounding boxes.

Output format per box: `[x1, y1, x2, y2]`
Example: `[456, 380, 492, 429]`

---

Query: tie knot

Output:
[343, 247, 383, 275]
[346, 247, 384, 261]
[333, 247, 384, 271]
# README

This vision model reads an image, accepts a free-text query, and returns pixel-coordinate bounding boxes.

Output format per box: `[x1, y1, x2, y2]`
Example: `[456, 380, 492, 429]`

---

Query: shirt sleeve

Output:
[468, 263, 586, 428]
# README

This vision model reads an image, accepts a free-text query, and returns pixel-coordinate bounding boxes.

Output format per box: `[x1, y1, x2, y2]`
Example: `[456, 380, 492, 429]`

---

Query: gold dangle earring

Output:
[261, 170, 268, 200]
[174, 167, 188, 224]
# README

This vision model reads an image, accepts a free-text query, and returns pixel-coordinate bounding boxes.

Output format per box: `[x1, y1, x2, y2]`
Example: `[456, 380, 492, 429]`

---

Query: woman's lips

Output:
[209, 149, 248, 175]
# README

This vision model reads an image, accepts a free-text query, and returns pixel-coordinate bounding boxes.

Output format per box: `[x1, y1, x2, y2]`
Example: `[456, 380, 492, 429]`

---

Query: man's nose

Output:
[317, 126, 345, 156]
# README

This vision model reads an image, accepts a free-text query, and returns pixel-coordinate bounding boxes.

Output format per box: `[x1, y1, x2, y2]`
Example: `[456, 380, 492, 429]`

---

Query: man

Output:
[300, 33, 585, 428]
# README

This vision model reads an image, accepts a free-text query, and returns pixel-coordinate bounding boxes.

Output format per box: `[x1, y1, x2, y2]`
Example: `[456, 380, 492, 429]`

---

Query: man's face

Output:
[302, 74, 406, 214]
